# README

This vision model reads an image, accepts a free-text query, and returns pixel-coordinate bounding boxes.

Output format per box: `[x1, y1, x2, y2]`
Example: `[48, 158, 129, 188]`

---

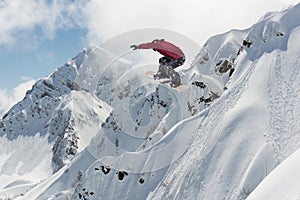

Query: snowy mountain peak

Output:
[0, 36, 215, 199]
[243, 3, 300, 61]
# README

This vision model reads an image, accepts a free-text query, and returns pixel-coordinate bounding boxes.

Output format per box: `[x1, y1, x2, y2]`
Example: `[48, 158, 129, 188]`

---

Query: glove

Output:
[130, 44, 139, 50]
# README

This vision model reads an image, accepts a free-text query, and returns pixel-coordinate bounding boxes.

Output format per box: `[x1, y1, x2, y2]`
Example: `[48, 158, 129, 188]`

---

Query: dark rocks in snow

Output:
[52, 116, 79, 172]
[197, 92, 220, 105]
[95, 165, 111, 175]
[79, 188, 94, 200]
[117, 171, 128, 181]
[42, 80, 57, 91]
[237, 46, 243, 56]
[66, 80, 80, 91]
[66, 146, 77, 155]
[229, 68, 235, 77]
[276, 32, 284, 37]
[2, 113, 8, 120]
[187, 102, 197, 116]
[215, 59, 234, 74]
[67, 133, 79, 155]
[192, 81, 206, 88]
[158, 100, 167, 108]
[198, 51, 209, 65]
[101, 166, 111, 175]
[76, 170, 83, 183]
[115, 138, 119, 147]
[139, 178, 145, 184]
[40, 92, 52, 98]
[102, 113, 122, 132]
[243, 39, 252, 48]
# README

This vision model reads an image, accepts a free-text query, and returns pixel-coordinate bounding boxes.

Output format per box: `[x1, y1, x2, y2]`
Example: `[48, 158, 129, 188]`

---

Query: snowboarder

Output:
[130, 39, 185, 87]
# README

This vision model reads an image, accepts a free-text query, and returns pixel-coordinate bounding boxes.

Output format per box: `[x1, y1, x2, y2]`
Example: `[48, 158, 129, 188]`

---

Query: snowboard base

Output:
[145, 71, 189, 92]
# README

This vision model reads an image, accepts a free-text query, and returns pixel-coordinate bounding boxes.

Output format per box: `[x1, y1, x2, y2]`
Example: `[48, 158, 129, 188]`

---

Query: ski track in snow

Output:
[266, 52, 300, 163]
[225, 60, 257, 111]
[192, 61, 259, 200]
[151, 56, 260, 199]
[151, 96, 226, 199]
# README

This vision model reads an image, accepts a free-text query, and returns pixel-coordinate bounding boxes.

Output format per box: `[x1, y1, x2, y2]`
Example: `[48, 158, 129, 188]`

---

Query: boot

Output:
[157, 64, 170, 79]
[170, 70, 181, 87]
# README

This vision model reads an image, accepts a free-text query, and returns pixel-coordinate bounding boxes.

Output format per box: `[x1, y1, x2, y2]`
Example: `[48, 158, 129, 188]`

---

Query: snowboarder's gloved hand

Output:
[130, 45, 139, 50]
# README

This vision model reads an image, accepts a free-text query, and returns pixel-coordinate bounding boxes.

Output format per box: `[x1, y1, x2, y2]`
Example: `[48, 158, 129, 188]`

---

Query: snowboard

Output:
[145, 71, 189, 92]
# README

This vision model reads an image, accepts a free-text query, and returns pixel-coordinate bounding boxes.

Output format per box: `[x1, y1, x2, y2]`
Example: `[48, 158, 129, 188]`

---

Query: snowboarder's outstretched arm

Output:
[130, 45, 139, 50]
[130, 39, 185, 60]
[130, 43, 158, 50]
[138, 42, 160, 50]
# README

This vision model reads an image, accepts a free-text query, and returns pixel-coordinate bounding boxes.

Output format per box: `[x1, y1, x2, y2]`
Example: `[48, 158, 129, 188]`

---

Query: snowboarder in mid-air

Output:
[130, 39, 185, 87]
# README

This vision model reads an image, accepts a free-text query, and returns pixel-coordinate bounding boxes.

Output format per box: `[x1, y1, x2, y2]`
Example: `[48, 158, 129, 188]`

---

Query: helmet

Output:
[152, 39, 159, 43]
[152, 39, 164, 43]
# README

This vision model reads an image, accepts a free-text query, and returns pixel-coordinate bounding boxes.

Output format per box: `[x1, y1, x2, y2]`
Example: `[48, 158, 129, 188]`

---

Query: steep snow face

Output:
[0, 47, 113, 198]
[150, 3, 300, 200]
[247, 148, 300, 200]
[244, 3, 300, 61]
[189, 28, 248, 92]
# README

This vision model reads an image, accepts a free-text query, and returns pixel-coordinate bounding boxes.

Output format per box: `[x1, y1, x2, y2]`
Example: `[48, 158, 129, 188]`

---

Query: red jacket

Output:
[139, 40, 184, 60]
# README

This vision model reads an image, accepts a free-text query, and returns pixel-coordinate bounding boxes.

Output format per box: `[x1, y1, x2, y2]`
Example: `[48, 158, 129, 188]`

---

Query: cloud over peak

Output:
[0, 0, 85, 45]
[0, 78, 36, 117]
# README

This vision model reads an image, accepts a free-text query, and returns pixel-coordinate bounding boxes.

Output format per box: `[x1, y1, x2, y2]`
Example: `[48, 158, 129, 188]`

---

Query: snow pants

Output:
[154, 56, 185, 87]
[155, 64, 181, 87]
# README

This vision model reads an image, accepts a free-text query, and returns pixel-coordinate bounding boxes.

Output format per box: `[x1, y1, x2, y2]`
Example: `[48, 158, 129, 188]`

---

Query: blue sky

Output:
[0, 28, 87, 89]
[0, 0, 299, 116]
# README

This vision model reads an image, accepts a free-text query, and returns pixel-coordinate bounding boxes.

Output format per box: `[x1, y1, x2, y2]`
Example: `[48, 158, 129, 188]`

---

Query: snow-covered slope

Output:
[247, 148, 300, 200]
[0, 41, 215, 199]
[151, 3, 300, 199]
[1, 2, 300, 200]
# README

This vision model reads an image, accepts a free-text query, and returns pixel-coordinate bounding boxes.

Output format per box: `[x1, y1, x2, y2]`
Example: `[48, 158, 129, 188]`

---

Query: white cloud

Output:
[83, 0, 300, 46]
[0, 0, 298, 47]
[0, 0, 85, 45]
[0, 78, 35, 117]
